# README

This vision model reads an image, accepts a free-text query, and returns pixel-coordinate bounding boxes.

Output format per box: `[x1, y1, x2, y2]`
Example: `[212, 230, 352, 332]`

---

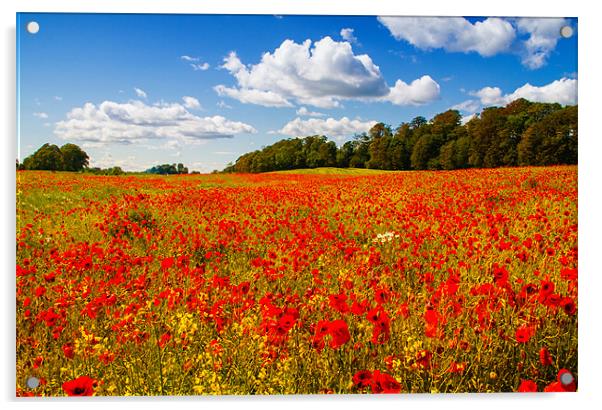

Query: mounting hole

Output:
[560, 371, 574, 386]
[560, 26, 573, 39]
[26, 376, 40, 389]
[26, 21, 40, 34]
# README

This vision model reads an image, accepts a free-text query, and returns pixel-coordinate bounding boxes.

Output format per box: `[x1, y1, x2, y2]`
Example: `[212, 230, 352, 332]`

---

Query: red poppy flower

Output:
[62, 376, 96, 396]
[160, 257, 174, 270]
[560, 297, 576, 316]
[515, 325, 533, 343]
[62, 343, 75, 360]
[371, 370, 401, 394]
[352, 370, 373, 388]
[34, 286, 46, 298]
[518, 379, 538, 392]
[314, 320, 331, 338]
[539, 347, 553, 366]
[328, 319, 351, 349]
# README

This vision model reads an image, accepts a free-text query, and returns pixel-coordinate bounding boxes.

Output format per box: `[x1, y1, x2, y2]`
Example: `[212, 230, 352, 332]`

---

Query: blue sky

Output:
[17, 14, 577, 172]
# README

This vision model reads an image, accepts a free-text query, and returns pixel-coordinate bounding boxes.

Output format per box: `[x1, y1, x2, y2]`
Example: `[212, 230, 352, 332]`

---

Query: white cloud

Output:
[296, 106, 325, 117]
[274, 116, 377, 138]
[471, 77, 577, 106]
[471, 87, 504, 105]
[386, 75, 440, 105]
[182, 96, 201, 110]
[54, 99, 257, 146]
[54, 96, 63, 101]
[33, 112, 48, 119]
[379, 16, 572, 69]
[134, 88, 147, 98]
[215, 36, 439, 108]
[191, 62, 210, 71]
[180, 55, 199, 62]
[181, 55, 210, 71]
[451, 99, 481, 114]
[89, 153, 153, 172]
[217, 100, 232, 109]
[340, 28, 357, 43]
[378, 17, 515, 57]
[516, 18, 569, 69]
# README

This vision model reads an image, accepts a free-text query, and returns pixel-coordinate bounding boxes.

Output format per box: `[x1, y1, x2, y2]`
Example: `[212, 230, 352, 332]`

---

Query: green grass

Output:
[268, 167, 395, 175]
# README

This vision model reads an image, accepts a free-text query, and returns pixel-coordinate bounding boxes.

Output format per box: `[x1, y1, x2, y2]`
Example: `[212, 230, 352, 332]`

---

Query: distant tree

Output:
[146, 164, 182, 175]
[22, 143, 65, 171]
[336, 141, 354, 168]
[176, 163, 189, 174]
[390, 123, 414, 170]
[348, 133, 370, 168]
[366, 123, 393, 169]
[60, 143, 89, 171]
[107, 166, 125, 176]
[410, 116, 427, 130]
[438, 140, 457, 170]
[411, 134, 438, 170]
[518, 105, 577, 166]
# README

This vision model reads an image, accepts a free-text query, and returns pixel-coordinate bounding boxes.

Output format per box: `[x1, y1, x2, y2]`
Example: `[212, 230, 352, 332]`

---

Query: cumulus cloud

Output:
[33, 112, 48, 119]
[516, 18, 569, 69]
[340, 28, 358, 43]
[134, 88, 147, 98]
[379, 16, 574, 69]
[274, 117, 377, 138]
[54, 99, 256, 146]
[215, 36, 439, 108]
[471, 77, 577, 106]
[182, 96, 201, 110]
[378, 17, 515, 57]
[386, 76, 440, 105]
[296, 106, 325, 117]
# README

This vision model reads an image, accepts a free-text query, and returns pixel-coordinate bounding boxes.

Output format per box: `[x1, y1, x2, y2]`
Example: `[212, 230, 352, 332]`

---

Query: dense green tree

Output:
[336, 141, 354, 168]
[411, 134, 439, 170]
[22, 144, 65, 171]
[348, 133, 371, 168]
[366, 123, 393, 169]
[518, 105, 577, 166]
[146, 163, 190, 174]
[60, 143, 89, 171]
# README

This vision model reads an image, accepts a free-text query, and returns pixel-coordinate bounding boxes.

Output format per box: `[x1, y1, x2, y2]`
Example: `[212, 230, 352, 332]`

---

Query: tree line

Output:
[145, 163, 189, 175]
[17, 143, 196, 175]
[223, 98, 577, 173]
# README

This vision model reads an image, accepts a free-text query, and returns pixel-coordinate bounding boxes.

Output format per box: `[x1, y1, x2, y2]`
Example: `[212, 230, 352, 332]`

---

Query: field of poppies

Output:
[15, 166, 578, 396]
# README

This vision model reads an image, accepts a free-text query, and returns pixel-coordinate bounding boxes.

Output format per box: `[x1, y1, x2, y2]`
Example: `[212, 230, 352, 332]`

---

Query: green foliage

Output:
[225, 99, 577, 173]
[146, 163, 189, 175]
[21, 143, 90, 172]
[60, 143, 90, 171]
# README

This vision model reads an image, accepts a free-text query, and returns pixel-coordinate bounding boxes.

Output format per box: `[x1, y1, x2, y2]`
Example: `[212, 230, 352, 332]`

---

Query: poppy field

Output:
[15, 166, 577, 396]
